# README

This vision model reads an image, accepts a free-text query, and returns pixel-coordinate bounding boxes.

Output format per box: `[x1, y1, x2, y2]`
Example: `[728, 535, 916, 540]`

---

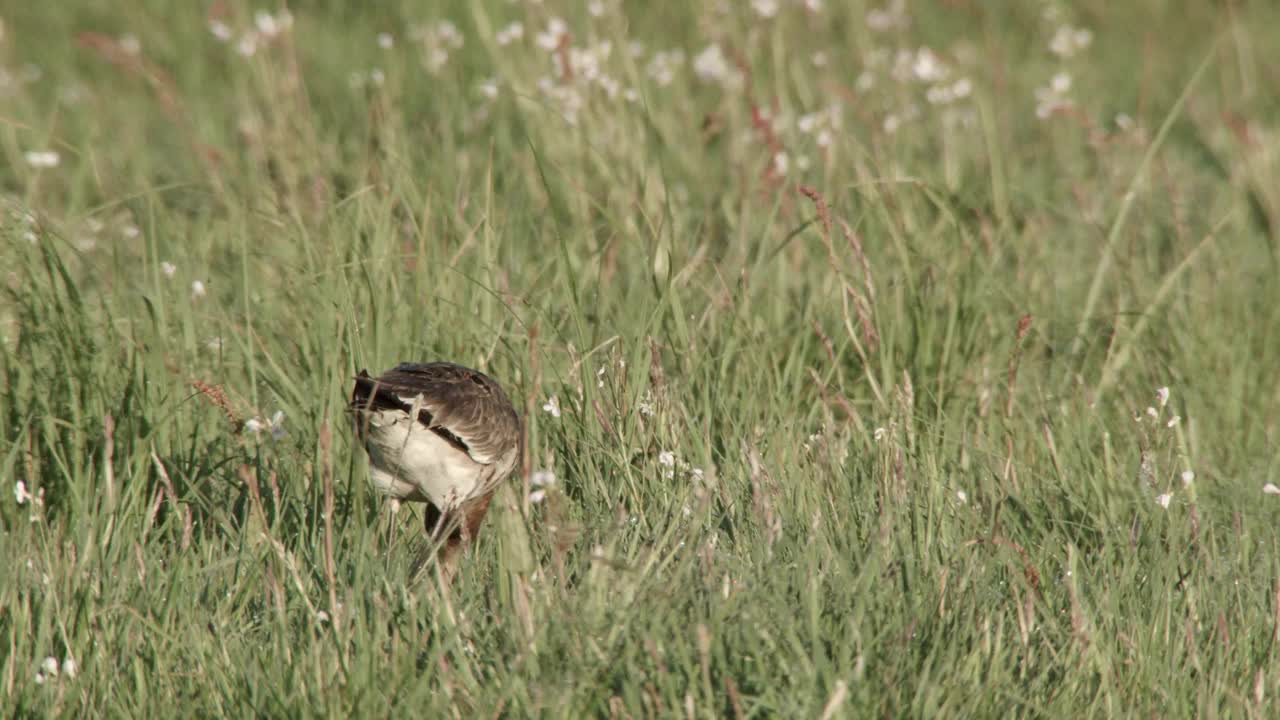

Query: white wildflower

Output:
[478, 78, 499, 100]
[772, 151, 789, 177]
[255, 11, 281, 38]
[751, 0, 779, 18]
[1265, 483, 1280, 496]
[377, 32, 394, 49]
[316, 609, 330, 625]
[542, 395, 561, 418]
[1166, 415, 1181, 428]
[209, 20, 233, 41]
[244, 418, 265, 434]
[693, 44, 737, 87]
[1049, 25, 1092, 59]
[956, 489, 968, 503]
[61, 657, 77, 678]
[873, 427, 888, 442]
[236, 33, 258, 57]
[535, 18, 568, 51]
[495, 22, 524, 46]
[866, 1, 907, 31]
[1180, 470, 1194, 486]
[528, 489, 547, 504]
[435, 21, 462, 48]
[658, 450, 675, 466]
[637, 391, 656, 417]
[160, 261, 176, 278]
[646, 49, 684, 87]
[531, 469, 556, 487]
[191, 280, 207, 299]
[1156, 386, 1170, 408]
[588, 0, 608, 17]
[121, 224, 141, 238]
[1146, 407, 1159, 421]
[14, 480, 31, 505]
[911, 47, 947, 82]
[41, 657, 59, 677]
[34, 671, 46, 685]
[1155, 493, 1172, 509]
[1035, 72, 1073, 119]
[24, 151, 60, 168]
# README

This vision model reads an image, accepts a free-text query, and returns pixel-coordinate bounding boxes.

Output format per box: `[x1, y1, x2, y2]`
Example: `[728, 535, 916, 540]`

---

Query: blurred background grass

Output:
[3, 0, 1280, 716]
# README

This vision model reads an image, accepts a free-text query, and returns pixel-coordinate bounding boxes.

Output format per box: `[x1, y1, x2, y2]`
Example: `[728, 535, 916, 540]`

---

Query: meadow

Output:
[3, 0, 1280, 716]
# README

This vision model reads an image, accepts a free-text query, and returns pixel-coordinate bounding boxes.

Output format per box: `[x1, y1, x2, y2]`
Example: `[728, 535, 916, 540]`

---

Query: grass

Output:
[3, 0, 1280, 716]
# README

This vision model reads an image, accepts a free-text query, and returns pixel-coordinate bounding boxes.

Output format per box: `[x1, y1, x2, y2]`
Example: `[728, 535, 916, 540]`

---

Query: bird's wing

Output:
[351, 362, 520, 467]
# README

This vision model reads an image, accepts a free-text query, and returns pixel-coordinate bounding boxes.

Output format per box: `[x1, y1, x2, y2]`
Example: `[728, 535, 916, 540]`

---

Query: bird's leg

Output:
[410, 503, 453, 583]
[412, 495, 496, 585]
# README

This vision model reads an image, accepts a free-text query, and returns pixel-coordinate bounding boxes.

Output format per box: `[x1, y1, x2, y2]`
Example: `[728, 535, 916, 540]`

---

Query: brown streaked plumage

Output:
[350, 362, 521, 581]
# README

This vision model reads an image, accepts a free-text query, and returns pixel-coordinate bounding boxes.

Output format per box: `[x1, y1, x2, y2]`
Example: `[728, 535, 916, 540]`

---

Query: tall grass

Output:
[3, 1, 1280, 715]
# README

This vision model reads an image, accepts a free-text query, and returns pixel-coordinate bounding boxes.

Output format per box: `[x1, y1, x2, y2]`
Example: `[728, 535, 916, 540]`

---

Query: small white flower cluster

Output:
[348, 68, 386, 89]
[542, 395, 562, 418]
[209, 9, 294, 58]
[13, 480, 45, 522]
[1139, 386, 1194, 510]
[855, 47, 973, 134]
[636, 389, 656, 417]
[866, 0, 909, 31]
[1048, 25, 1093, 59]
[1037, 20, 1092, 120]
[243, 410, 286, 441]
[528, 469, 556, 504]
[535, 17, 569, 52]
[645, 49, 685, 87]
[751, 0, 780, 19]
[410, 20, 464, 74]
[692, 44, 743, 91]
[797, 104, 843, 150]
[495, 21, 524, 47]
[885, 47, 973, 108]
[34, 655, 76, 685]
[1034, 71, 1074, 120]
[527, 18, 635, 124]
[655, 449, 702, 482]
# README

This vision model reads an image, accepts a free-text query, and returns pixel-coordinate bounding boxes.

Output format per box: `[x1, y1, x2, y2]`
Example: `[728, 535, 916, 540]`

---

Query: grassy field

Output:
[3, 0, 1280, 716]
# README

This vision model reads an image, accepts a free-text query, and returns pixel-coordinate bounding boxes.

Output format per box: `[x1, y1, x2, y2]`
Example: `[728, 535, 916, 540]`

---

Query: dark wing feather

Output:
[350, 362, 521, 466]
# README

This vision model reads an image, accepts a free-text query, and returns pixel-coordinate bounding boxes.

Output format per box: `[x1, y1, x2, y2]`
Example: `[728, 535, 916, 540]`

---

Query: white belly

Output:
[360, 410, 483, 509]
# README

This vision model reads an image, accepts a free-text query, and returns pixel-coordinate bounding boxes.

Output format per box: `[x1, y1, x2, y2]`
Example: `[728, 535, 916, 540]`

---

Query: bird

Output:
[349, 361, 521, 582]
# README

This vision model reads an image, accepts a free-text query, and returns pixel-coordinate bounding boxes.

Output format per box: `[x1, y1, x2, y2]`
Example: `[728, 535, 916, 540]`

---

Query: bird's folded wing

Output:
[351, 363, 520, 466]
